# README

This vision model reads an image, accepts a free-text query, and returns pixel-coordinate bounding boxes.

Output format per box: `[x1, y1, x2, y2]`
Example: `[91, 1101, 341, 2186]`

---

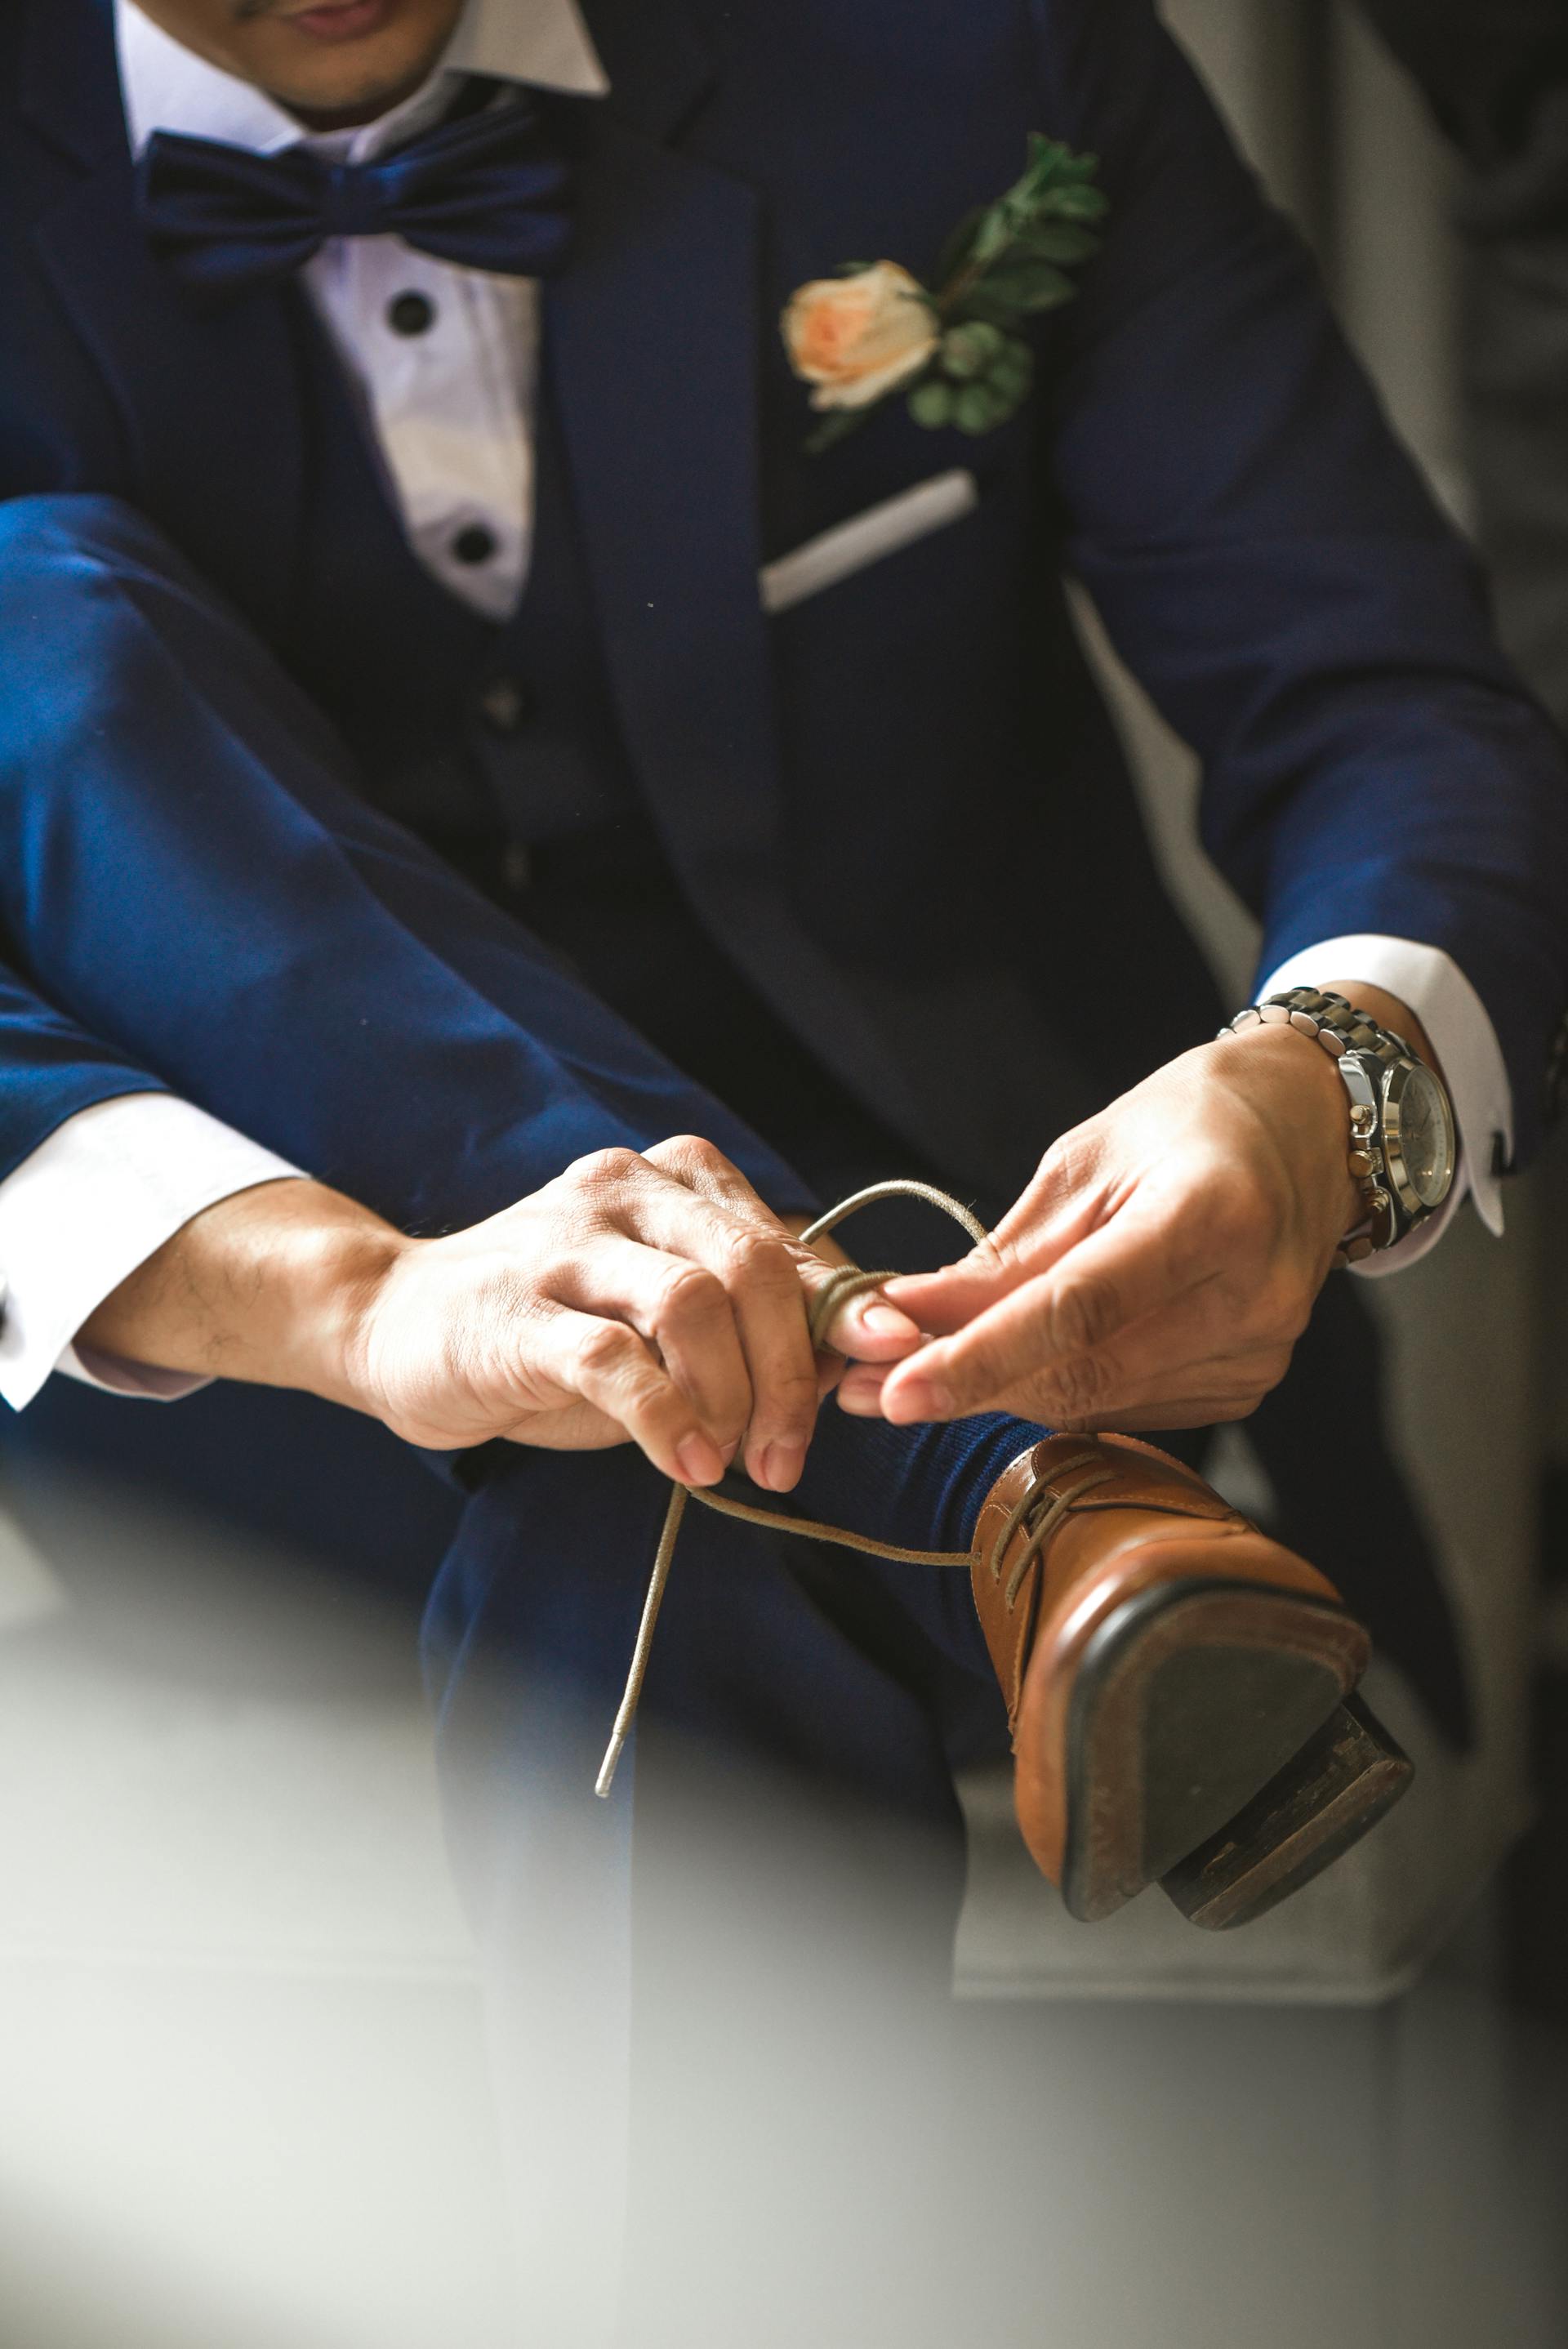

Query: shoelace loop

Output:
[593, 1181, 1140, 1796]
[595, 1179, 987, 1798]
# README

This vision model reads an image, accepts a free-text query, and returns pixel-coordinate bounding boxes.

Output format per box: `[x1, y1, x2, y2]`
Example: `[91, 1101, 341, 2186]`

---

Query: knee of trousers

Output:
[0, 492, 270, 766]
[0, 497, 167, 775]
[0, 493, 228, 693]
[0, 489, 193, 583]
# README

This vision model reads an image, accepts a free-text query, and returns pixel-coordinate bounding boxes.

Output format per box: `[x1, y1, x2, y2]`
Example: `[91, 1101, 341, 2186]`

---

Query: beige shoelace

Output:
[594, 1179, 988, 1797]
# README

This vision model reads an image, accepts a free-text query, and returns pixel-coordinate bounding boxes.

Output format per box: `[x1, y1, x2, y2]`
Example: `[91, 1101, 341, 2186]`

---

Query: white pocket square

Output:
[759, 468, 979, 616]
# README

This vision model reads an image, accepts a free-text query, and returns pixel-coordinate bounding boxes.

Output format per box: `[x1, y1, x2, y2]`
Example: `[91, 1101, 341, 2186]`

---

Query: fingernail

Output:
[756, 1441, 804, 1493]
[884, 1378, 951, 1423]
[835, 1385, 880, 1415]
[859, 1303, 917, 1338]
[676, 1435, 724, 1487]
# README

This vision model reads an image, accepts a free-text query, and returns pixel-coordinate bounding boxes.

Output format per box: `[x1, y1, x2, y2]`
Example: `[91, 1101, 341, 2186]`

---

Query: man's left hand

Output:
[838, 997, 1419, 1434]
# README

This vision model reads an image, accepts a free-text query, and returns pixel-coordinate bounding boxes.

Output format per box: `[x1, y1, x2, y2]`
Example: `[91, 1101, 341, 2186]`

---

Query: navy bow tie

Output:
[136, 93, 576, 300]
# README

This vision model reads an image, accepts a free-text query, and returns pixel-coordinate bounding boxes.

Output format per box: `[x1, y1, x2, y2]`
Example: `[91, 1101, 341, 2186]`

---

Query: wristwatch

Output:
[1220, 986, 1457, 1264]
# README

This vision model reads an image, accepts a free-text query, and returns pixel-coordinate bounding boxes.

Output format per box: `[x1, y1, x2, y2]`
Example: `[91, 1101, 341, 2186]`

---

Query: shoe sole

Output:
[1159, 1693, 1413, 1930]
[1058, 1579, 1371, 1924]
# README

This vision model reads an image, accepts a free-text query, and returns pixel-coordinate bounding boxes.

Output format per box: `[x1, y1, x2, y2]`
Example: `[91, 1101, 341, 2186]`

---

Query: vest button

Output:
[452, 523, 498, 567]
[478, 678, 533, 733]
[387, 289, 436, 337]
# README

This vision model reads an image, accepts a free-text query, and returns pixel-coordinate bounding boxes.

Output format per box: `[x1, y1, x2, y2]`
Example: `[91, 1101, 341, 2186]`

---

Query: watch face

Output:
[1392, 1064, 1455, 1209]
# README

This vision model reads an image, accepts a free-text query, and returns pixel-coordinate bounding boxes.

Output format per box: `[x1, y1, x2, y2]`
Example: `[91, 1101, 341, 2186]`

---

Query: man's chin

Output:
[246, 0, 455, 123]
[272, 65, 437, 126]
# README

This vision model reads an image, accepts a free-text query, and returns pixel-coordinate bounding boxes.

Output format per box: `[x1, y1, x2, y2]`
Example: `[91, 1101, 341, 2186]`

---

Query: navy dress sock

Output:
[772, 1401, 1049, 1558]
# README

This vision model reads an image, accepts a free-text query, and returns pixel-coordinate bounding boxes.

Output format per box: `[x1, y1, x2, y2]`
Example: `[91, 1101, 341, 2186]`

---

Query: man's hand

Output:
[841, 986, 1432, 1434]
[81, 1135, 921, 1492]
[346, 1138, 921, 1483]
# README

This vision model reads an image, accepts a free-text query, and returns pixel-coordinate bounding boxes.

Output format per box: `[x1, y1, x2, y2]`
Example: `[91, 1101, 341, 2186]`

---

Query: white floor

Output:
[0, 1469, 1562, 2349]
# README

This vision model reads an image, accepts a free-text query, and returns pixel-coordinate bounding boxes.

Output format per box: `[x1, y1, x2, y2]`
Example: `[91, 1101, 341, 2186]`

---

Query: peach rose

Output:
[782, 261, 938, 411]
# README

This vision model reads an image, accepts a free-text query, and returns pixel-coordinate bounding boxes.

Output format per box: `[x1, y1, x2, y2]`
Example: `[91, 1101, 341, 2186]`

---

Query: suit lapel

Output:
[546, 111, 782, 871]
[550, 9, 917, 1117]
[20, 0, 304, 643]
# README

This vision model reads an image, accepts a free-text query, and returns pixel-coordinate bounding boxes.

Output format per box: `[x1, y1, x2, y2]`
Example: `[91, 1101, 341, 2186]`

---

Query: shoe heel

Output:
[1056, 1580, 1370, 1923]
[1159, 1695, 1413, 1932]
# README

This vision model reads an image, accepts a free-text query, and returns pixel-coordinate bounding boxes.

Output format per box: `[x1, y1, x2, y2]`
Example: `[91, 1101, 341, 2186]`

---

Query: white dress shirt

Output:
[118, 0, 607, 621]
[0, 0, 1513, 1409]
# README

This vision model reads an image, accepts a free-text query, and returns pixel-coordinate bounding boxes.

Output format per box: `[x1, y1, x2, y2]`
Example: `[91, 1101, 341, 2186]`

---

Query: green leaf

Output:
[987, 337, 1035, 399]
[907, 377, 956, 430]
[1042, 183, 1108, 223]
[953, 382, 1007, 435]
[969, 207, 1015, 267]
[1020, 137, 1068, 195]
[1033, 143, 1099, 185]
[939, 321, 1006, 380]
[954, 283, 1028, 330]
[1014, 135, 1103, 212]
[831, 260, 875, 275]
[932, 140, 1106, 310]
[1013, 223, 1101, 265]
[987, 259, 1079, 310]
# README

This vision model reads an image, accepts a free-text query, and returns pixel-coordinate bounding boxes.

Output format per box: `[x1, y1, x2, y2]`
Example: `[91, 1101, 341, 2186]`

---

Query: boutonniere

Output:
[782, 136, 1107, 453]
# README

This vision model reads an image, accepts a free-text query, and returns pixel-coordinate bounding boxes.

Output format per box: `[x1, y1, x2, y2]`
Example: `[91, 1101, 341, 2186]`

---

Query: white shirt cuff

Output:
[0, 1094, 305, 1411]
[1258, 936, 1512, 1279]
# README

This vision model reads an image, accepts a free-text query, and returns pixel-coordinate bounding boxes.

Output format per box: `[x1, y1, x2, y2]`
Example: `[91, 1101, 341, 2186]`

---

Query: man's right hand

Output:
[80, 1135, 923, 1493]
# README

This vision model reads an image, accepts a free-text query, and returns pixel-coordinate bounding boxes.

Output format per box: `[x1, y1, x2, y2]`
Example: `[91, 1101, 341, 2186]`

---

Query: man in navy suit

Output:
[5, 0, 1561, 1691]
[2, 0, 1567, 2322]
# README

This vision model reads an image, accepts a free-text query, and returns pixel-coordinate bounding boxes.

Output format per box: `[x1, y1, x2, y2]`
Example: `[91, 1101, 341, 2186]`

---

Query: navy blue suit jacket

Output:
[2, 0, 1566, 1204]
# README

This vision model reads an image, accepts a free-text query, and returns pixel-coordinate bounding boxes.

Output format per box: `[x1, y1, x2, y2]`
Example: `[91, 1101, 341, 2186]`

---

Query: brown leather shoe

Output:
[969, 1433, 1411, 1928]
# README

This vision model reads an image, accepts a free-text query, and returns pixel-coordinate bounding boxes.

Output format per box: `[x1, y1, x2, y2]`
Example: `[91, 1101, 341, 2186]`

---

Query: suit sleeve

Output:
[0, 951, 172, 1184]
[0, 916, 295, 1411]
[1034, 0, 1568, 1163]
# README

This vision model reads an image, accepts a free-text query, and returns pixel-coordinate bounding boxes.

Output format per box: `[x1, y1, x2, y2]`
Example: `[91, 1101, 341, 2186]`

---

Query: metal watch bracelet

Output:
[1218, 987, 1422, 1267]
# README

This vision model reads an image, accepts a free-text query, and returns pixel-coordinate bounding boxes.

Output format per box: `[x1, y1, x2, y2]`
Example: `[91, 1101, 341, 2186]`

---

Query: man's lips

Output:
[279, 0, 396, 42]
